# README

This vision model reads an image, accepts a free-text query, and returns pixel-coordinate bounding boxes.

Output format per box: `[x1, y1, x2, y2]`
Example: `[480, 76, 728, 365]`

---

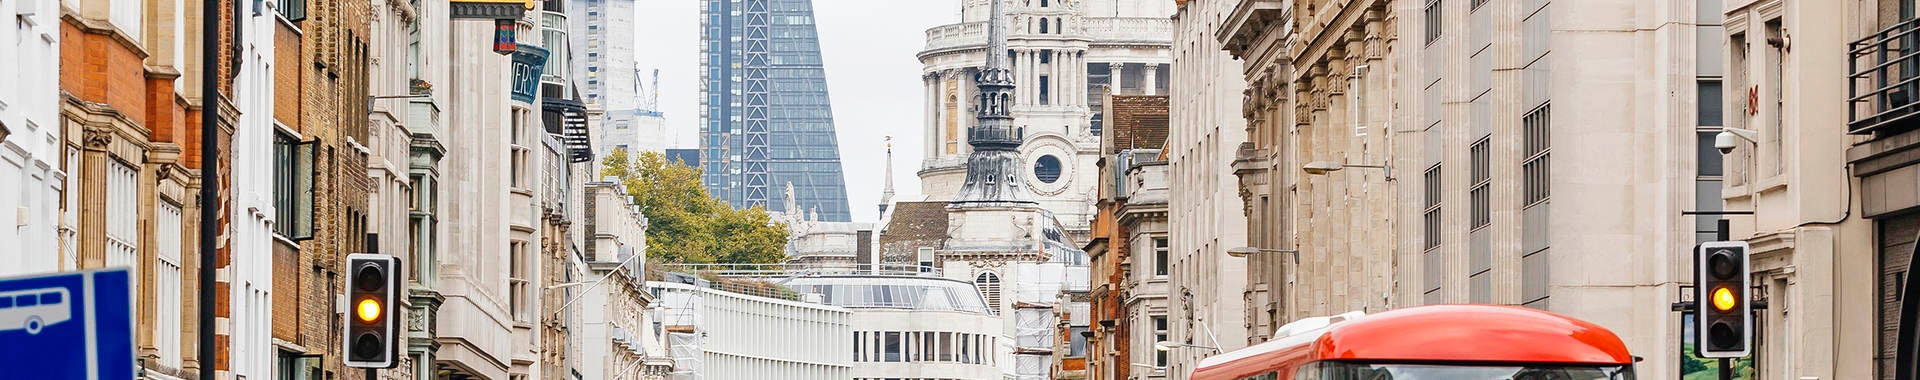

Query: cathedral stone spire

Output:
[880, 136, 896, 216]
[951, 0, 1034, 206]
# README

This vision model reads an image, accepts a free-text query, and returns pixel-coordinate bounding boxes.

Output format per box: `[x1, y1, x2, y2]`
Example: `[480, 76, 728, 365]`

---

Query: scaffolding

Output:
[1004, 261, 1092, 380]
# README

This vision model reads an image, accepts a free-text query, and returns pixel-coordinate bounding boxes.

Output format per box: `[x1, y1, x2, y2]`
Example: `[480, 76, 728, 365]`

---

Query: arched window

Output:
[1040, 18, 1050, 34]
[975, 272, 1002, 308]
[1040, 0, 1049, 7]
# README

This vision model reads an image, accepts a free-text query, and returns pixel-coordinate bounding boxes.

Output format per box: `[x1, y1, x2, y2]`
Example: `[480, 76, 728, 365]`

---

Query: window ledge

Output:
[1754, 175, 1788, 194]
[272, 233, 302, 249]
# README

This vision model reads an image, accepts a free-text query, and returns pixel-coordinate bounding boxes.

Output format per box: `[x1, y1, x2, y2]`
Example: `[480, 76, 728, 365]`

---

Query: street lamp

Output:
[1226, 246, 1297, 260]
[1154, 341, 1221, 353]
[1303, 161, 1393, 180]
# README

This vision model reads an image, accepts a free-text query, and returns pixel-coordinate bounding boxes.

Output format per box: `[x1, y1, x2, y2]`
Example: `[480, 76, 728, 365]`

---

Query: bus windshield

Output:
[1304, 362, 1634, 380]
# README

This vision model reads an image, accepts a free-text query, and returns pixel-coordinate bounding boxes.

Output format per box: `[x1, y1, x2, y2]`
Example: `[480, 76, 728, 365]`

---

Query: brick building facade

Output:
[267, 0, 380, 376]
[58, 0, 239, 375]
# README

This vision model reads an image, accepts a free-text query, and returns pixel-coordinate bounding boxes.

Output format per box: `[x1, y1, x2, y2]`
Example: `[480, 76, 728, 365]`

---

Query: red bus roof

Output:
[1193, 305, 1634, 380]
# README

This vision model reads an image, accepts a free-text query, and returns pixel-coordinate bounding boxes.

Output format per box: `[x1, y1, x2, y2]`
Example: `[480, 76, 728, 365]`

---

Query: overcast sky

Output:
[633, 0, 963, 223]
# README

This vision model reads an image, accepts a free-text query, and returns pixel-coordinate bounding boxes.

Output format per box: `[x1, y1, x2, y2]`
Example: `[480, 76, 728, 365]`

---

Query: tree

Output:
[601, 148, 789, 264]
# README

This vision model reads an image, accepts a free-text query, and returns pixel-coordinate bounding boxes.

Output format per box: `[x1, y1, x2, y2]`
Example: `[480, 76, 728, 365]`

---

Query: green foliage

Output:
[601, 148, 790, 264]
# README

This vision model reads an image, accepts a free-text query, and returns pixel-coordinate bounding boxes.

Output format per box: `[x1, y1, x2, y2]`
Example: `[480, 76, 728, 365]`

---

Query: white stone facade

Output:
[918, 0, 1176, 232]
[1164, 1, 1251, 378]
[226, 1, 279, 377]
[0, 0, 64, 276]
[580, 182, 674, 379]
[1721, 0, 1877, 378]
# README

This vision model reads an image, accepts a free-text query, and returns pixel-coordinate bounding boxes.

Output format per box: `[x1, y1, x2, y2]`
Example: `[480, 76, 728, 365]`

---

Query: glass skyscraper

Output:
[700, 0, 851, 222]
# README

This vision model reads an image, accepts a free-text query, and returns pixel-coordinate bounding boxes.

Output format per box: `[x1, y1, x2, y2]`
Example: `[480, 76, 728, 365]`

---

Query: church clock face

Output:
[1025, 141, 1072, 196]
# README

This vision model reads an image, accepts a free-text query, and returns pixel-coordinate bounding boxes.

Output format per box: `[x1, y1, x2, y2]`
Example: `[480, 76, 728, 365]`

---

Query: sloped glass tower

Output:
[700, 0, 852, 222]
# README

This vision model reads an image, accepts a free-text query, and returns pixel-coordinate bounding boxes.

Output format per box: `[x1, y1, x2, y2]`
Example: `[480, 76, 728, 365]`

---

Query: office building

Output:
[699, 0, 852, 221]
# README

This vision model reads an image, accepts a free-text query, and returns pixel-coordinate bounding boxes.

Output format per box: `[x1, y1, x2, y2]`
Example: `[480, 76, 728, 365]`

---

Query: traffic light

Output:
[1695, 241, 1751, 358]
[344, 254, 401, 368]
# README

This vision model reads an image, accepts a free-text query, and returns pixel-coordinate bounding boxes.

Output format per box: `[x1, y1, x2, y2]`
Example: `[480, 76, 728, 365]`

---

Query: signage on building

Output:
[494, 20, 517, 55]
[0, 268, 134, 379]
[511, 44, 550, 104]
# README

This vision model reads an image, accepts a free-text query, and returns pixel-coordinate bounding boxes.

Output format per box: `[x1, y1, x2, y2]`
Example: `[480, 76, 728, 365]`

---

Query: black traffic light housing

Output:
[1695, 241, 1751, 358]
[345, 254, 401, 368]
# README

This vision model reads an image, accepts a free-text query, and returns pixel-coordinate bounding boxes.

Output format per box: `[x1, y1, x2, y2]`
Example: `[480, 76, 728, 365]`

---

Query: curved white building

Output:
[785, 275, 1006, 380]
[916, 0, 1175, 234]
[650, 280, 854, 380]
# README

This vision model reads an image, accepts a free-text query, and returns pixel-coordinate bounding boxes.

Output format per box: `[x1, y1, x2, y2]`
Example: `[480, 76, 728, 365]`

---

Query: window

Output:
[1069, 326, 1089, 357]
[1039, 75, 1051, 105]
[1034, 155, 1062, 183]
[110, 0, 142, 39]
[1040, 18, 1050, 34]
[1523, 105, 1551, 205]
[1470, 138, 1491, 229]
[939, 332, 954, 361]
[1472, 0, 1488, 10]
[511, 110, 531, 189]
[1425, 0, 1444, 45]
[1153, 316, 1169, 368]
[509, 241, 531, 322]
[278, 0, 306, 21]
[273, 132, 315, 240]
[1762, 19, 1785, 177]
[975, 272, 1001, 309]
[958, 333, 971, 364]
[1423, 165, 1444, 250]
[884, 332, 902, 362]
[1699, 81, 1724, 127]
[918, 247, 935, 269]
[156, 201, 185, 367]
[106, 160, 139, 293]
[1154, 238, 1170, 276]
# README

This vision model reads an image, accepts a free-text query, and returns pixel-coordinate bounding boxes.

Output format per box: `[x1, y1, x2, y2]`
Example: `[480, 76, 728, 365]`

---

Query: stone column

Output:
[78, 126, 112, 268]
[1145, 63, 1160, 95]
[1109, 62, 1126, 95]
[1021, 49, 1034, 106]
[926, 72, 940, 160]
[960, 68, 974, 153]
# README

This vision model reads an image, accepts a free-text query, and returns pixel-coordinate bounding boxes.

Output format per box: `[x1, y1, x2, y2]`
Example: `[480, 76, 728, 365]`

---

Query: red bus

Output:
[1191, 305, 1635, 380]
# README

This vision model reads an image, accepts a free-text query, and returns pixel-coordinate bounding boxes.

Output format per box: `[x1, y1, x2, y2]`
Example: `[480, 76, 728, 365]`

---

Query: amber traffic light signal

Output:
[1695, 241, 1751, 358]
[345, 254, 401, 368]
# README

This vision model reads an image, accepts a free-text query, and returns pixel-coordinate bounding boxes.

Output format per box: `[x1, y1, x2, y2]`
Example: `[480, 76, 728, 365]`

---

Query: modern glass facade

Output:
[700, 0, 851, 222]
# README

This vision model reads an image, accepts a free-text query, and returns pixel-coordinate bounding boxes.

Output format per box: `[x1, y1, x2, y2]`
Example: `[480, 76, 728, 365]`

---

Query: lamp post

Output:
[1153, 341, 1221, 353]
[1302, 161, 1393, 181]
[1226, 246, 1297, 261]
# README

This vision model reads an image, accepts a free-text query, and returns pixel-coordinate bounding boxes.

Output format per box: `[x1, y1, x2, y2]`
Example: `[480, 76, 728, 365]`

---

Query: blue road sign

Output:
[0, 268, 135, 379]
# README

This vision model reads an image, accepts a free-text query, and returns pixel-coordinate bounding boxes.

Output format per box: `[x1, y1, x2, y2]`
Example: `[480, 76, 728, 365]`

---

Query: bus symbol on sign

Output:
[0, 288, 72, 334]
[0, 268, 134, 379]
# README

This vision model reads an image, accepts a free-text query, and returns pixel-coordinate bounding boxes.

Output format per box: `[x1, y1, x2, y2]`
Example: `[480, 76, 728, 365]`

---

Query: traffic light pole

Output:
[195, 0, 222, 375]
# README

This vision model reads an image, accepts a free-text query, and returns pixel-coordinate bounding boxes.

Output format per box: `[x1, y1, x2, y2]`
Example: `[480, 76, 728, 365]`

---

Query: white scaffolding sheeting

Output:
[1064, 265, 1089, 292]
[668, 332, 703, 380]
[1069, 301, 1091, 326]
[1015, 307, 1055, 349]
[1014, 354, 1050, 379]
[1013, 263, 1068, 304]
